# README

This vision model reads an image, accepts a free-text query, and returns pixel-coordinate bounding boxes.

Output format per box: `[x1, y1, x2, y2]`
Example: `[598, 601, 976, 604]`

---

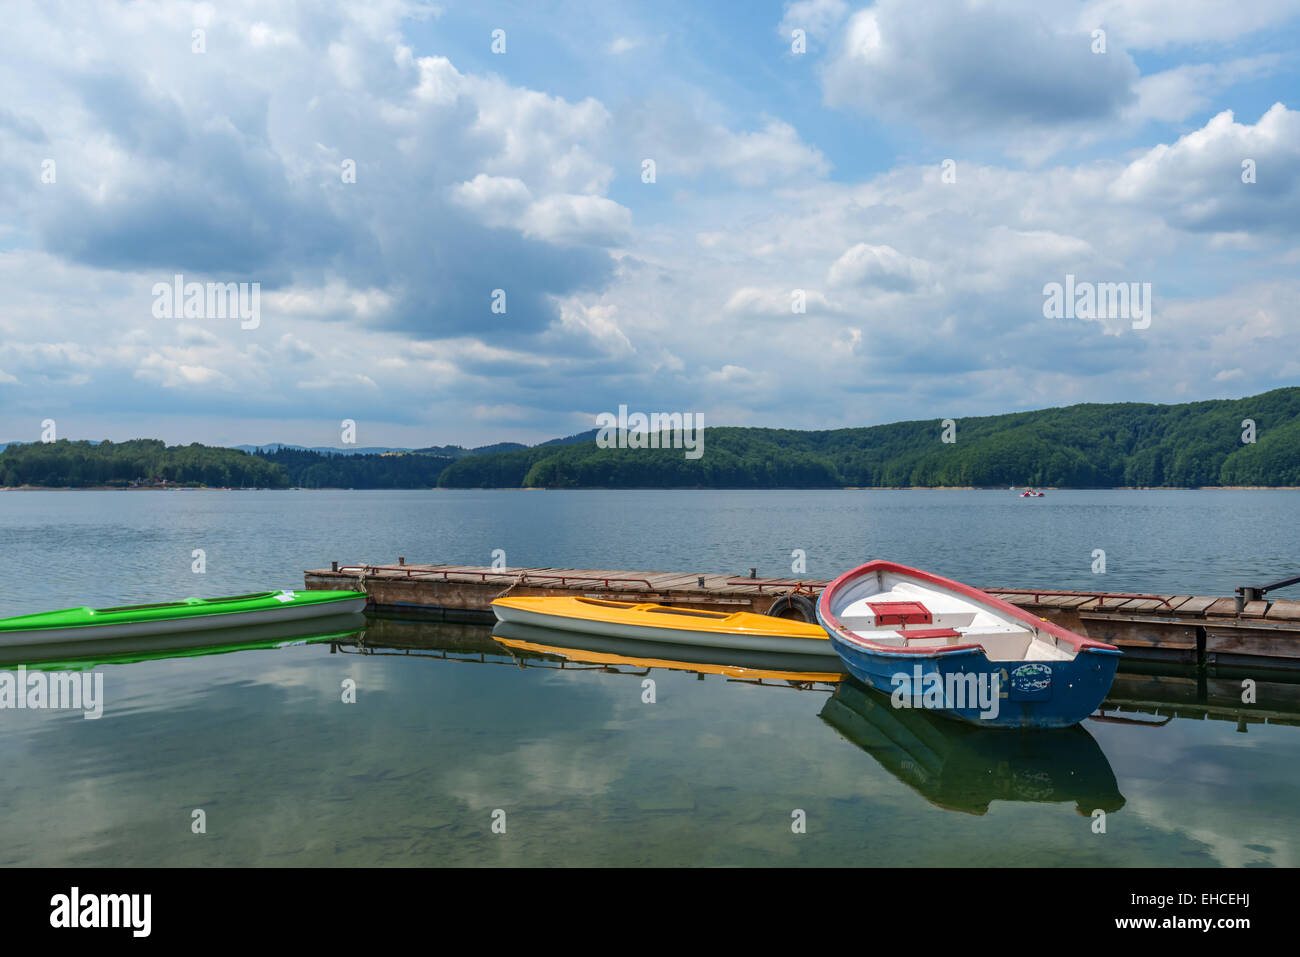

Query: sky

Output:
[0, 0, 1298, 448]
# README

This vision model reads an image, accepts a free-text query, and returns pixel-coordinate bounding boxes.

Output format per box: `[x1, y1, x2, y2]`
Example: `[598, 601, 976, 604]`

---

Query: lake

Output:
[1, 489, 1297, 865]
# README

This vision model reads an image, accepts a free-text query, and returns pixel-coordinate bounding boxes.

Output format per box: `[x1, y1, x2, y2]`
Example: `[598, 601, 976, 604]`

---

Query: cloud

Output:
[0, 1, 622, 343]
[723, 285, 838, 317]
[607, 36, 644, 55]
[451, 175, 632, 245]
[1125, 57, 1282, 124]
[822, 1, 1139, 139]
[617, 101, 829, 186]
[1112, 104, 1300, 235]
[827, 243, 936, 292]
[1077, 0, 1300, 49]
[779, 0, 850, 44]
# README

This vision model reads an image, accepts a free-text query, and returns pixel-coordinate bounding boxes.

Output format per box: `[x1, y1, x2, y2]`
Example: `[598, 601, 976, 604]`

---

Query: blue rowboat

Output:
[816, 561, 1120, 729]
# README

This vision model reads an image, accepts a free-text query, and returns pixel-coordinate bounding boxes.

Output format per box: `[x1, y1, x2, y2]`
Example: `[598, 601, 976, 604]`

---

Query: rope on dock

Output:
[492, 571, 529, 600]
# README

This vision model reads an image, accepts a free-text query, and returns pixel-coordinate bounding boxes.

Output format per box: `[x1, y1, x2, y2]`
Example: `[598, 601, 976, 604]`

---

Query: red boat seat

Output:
[867, 601, 932, 626]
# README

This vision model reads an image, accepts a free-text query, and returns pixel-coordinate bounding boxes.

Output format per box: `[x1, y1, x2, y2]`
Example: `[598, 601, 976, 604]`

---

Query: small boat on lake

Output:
[0, 590, 367, 647]
[816, 561, 1119, 728]
[491, 596, 833, 656]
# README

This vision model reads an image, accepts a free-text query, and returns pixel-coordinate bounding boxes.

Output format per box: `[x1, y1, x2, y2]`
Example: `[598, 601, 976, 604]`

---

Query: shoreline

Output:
[5, 485, 1300, 492]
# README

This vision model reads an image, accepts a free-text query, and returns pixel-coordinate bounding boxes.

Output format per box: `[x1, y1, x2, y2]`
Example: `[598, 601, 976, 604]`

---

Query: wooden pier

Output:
[304, 561, 1300, 668]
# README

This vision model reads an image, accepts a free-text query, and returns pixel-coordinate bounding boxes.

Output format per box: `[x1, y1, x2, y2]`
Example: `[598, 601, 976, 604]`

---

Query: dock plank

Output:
[1175, 597, 1217, 616]
[1240, 600, 1271, 618]
[1207, 598, 1243, 618]
[1109, 598, 1168, 613]
[654, 574, 714, 591]
[1267, 599, 1300, 621]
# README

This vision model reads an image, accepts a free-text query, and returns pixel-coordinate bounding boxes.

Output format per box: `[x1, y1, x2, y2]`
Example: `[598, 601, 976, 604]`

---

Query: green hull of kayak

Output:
[0, 590, 367, 636]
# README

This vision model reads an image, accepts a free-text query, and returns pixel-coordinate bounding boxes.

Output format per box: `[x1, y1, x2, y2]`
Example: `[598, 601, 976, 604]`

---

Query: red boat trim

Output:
[817, 560, 1119, 656]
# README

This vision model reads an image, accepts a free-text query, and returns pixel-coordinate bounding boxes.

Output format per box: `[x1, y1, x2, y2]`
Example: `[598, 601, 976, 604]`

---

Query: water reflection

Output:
[820, 679, 1127, 816]
[489, 620, 845, 687]
[11, 606, 1300, 840]
[1103, 664, 1300, 731]
[2, 612, 367, 669]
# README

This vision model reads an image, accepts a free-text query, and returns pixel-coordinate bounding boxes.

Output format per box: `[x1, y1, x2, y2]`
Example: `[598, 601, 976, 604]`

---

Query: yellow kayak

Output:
[490, 596, 831, 655]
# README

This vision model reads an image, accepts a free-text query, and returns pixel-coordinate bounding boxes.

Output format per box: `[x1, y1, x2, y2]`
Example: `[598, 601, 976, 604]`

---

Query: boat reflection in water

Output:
[3, 612, 367, 670]
[490, 620, 845, 687]
[819, 678, 1126, 816]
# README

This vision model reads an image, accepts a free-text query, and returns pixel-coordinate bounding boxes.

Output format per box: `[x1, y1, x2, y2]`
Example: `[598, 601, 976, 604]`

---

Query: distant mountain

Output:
[412, 441, 528, 458]
[251, 446, 454, 488]
[233, 443, 414, 456]
[538, 429, 599, 446]
[235, 441, 530, 458]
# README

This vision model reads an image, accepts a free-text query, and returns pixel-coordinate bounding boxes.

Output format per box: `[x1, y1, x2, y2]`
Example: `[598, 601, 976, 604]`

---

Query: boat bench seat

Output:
[974, 631, 1073, 661]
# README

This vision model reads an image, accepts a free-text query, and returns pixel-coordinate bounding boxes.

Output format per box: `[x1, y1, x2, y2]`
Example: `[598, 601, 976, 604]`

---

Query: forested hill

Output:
[253, 447, 455, 488]
[0, 440, 453, 489]
[0, 439, 287, 488]
[4, 389, 1300, 489]
[437, 388, 1300, 489]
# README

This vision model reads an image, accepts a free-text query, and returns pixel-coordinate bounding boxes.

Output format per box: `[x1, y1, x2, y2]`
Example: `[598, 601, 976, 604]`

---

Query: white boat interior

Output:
[831, 572, 1077, 662]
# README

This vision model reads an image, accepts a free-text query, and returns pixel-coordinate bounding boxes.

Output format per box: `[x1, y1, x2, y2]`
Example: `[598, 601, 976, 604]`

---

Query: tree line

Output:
[5, 388, 1299, 489]
[0, 441, 453, 489]
[437, 388, 1300, 488]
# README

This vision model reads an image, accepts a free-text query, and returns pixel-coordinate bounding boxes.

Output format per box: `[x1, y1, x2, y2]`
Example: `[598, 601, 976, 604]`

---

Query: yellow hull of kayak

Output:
[490, 596, 831, 655]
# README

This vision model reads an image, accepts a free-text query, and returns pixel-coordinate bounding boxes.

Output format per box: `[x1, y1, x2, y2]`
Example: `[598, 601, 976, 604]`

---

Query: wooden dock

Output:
[304, 561, 1300, 668]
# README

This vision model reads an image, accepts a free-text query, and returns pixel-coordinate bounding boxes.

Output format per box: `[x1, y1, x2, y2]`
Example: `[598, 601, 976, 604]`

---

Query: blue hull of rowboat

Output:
[822, 627, 1120, 729]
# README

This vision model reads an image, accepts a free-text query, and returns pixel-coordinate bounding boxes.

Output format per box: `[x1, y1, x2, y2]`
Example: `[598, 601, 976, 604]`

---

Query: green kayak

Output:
[0, 590, 368, 647]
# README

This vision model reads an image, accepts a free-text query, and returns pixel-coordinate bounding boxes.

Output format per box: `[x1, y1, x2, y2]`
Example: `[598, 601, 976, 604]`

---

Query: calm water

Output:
[1, 489, 1298, 866]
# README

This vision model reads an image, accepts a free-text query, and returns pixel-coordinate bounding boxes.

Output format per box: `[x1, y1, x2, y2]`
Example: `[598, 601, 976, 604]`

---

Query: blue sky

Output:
[1, 0, 1298, 448]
